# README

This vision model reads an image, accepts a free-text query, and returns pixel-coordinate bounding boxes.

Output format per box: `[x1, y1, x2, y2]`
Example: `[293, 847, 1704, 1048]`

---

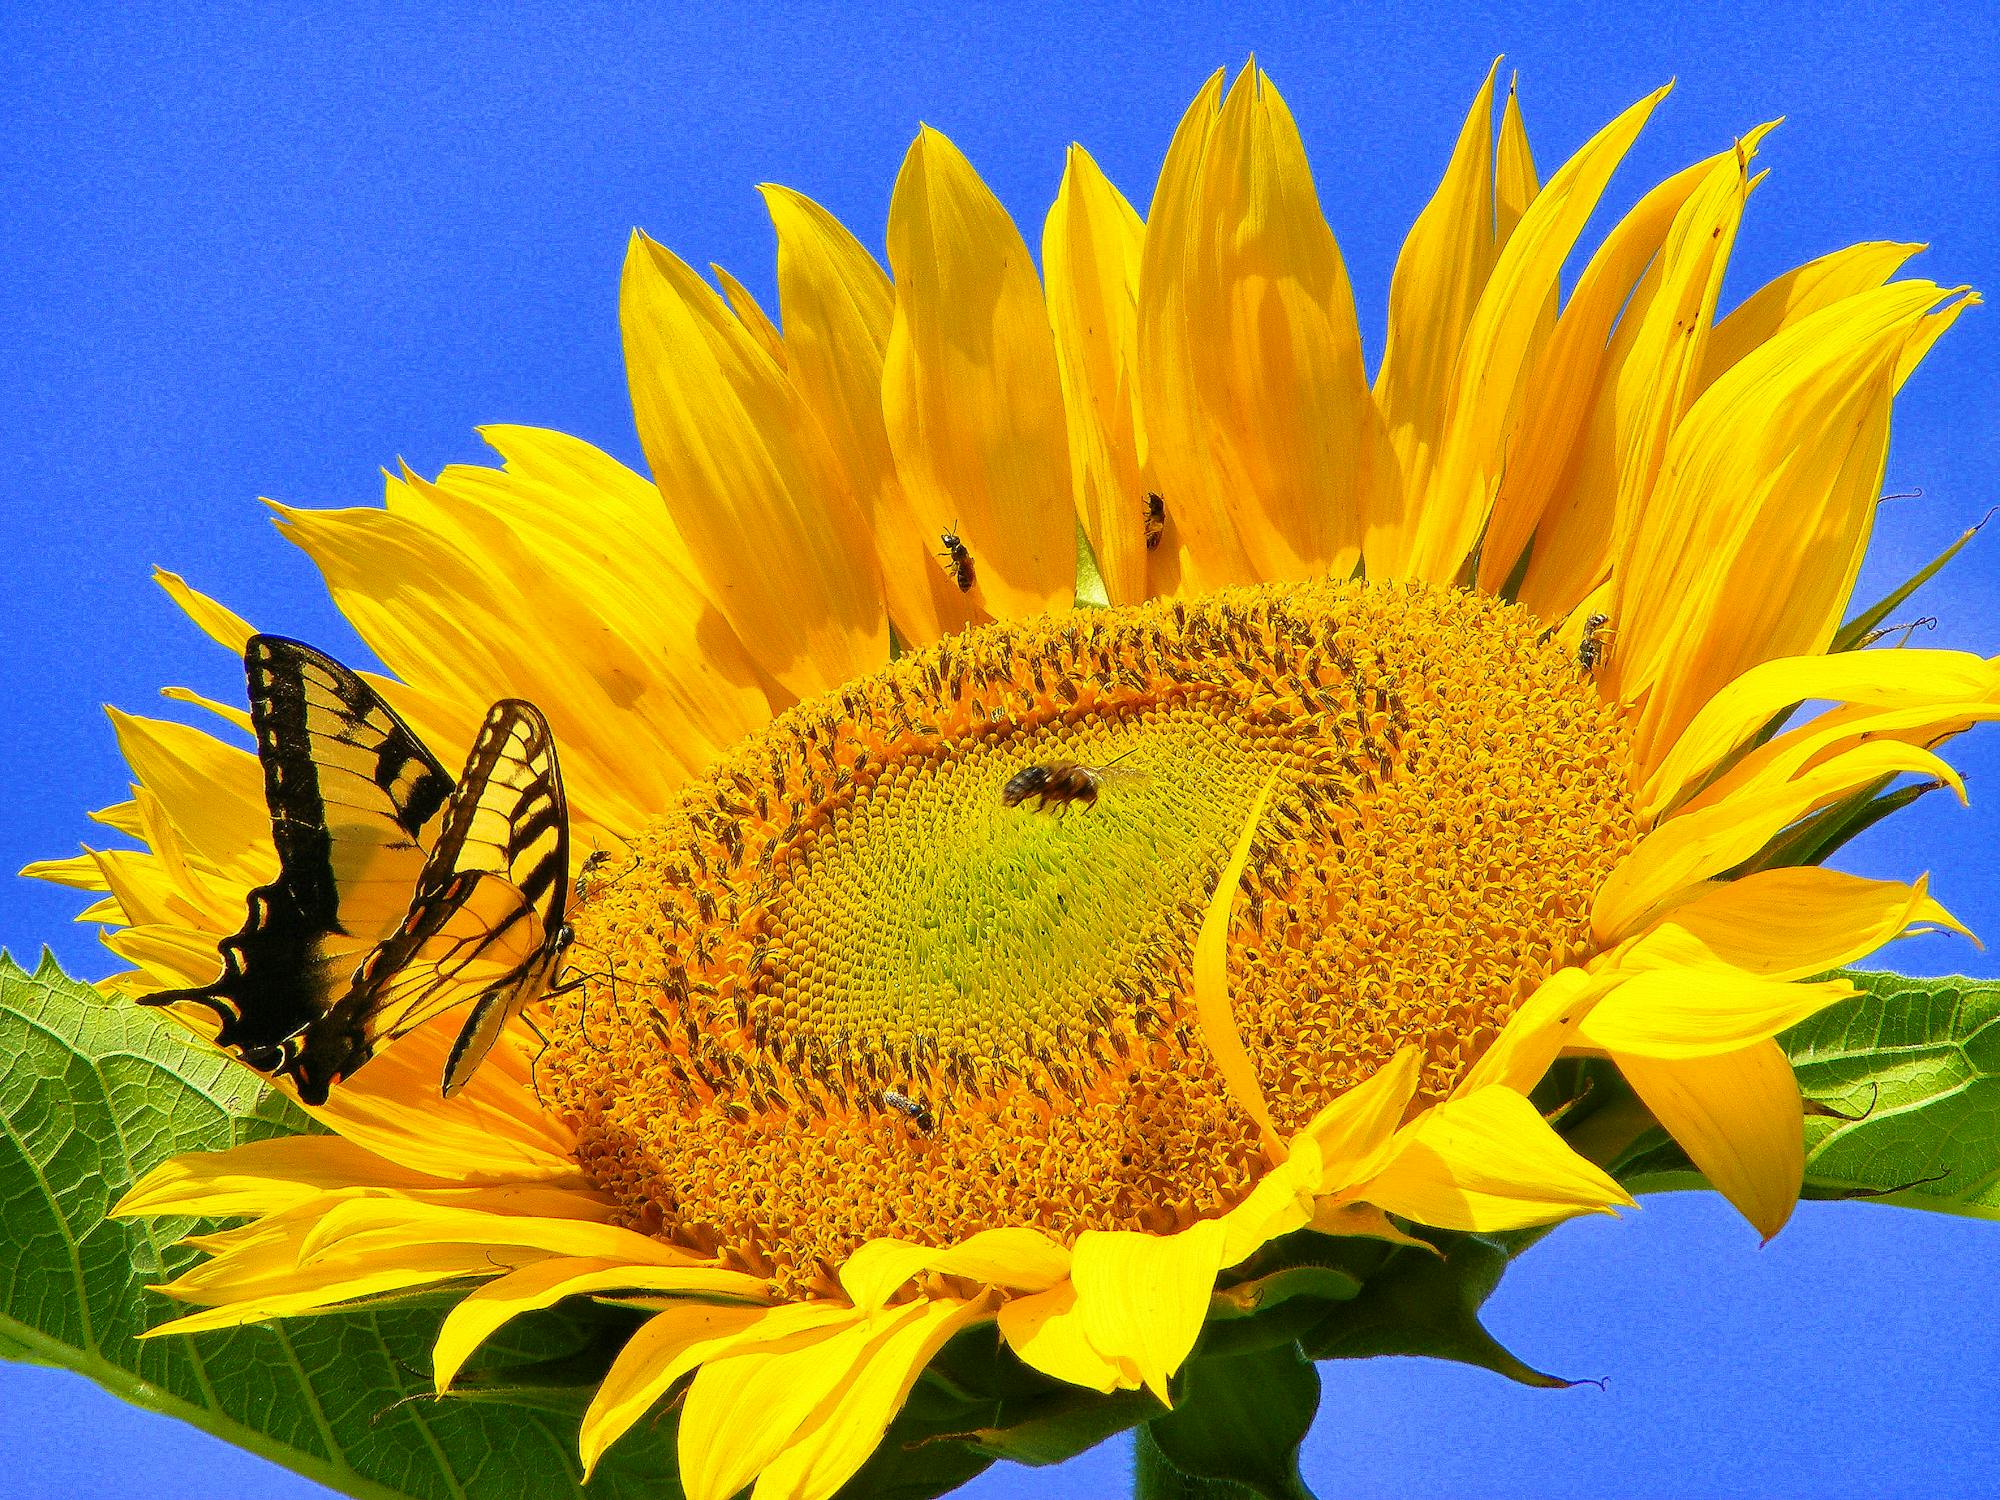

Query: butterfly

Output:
[146, 635, 572, 1104]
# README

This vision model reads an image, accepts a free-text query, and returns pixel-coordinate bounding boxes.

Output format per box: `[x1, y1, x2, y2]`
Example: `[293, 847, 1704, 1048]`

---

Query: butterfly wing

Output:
[145, 635, 454, 1077]
[291, 699, 571, 1100]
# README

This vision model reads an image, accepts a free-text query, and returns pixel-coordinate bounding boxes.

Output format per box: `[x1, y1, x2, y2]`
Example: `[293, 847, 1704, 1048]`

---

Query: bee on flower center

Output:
[936, 527, 975, 592]
[574, 847, 611, 903]
[1000, 747, 1141, 814]
[1143, 492, 1166, 551]
[1578, 612, 1613, 676]
[881, 1088, 936, 1137]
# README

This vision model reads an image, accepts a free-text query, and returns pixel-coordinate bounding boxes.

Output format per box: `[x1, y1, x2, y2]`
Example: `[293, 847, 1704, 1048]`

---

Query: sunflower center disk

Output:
[545, 580, 1636, 1294]
[768, 701, 1280, 1084]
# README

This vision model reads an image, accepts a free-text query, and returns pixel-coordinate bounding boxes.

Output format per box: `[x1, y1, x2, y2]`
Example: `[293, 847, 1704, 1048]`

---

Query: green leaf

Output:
[1741, 774, 1947, 874]
[1784, 969, 2000, 1213]
[893, 1322, 1158, 1472]
[1144, 1342, 1320, 1500]
[1136, 1427, 1261, 1500]
[1297, 1233, 1577, 1389]
[1832, 506, 1993, 651]
[0, 952, 684, 1499]
[951, 1386, 1160, 1468]
[1196, 1233, 1370, 1358]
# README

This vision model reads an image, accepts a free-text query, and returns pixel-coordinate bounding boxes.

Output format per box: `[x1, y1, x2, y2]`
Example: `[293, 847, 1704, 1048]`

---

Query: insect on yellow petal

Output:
[881, 126, 1075, 621]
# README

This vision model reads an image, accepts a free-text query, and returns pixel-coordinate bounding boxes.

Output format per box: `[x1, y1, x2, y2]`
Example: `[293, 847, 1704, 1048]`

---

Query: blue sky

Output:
[3, 2, 1998, 1495]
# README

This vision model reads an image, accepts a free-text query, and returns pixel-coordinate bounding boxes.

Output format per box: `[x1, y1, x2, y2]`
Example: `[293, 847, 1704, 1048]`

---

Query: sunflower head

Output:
[546, 576, 1638, 1294]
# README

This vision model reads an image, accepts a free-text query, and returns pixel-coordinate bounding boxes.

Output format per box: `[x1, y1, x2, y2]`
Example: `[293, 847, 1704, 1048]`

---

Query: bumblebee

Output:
[937, 527, 975, 592]
[1577, 612, 1612, 675]
[1001, 747, 1140, 813]
[882, 1088, 936, 1137]
[1143, 492, 1166, 551]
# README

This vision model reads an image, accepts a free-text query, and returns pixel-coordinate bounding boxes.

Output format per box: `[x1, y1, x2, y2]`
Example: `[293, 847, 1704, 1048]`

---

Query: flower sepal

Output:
[1293, 1230, 1581, 1390]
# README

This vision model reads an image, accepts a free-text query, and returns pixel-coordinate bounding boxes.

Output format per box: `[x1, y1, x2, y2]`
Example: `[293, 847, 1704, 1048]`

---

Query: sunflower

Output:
[30, 61, 1991, 1500]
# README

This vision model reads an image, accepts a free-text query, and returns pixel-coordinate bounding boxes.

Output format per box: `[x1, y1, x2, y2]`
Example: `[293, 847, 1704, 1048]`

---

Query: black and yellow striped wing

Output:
[145, 635, 455, 1084]
[297, 698, 572, 1100]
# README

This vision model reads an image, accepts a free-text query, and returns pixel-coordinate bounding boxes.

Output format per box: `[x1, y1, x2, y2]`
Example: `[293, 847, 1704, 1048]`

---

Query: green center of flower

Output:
[541, 579, 1636, 1295]
[763, 693, 1286, 1086]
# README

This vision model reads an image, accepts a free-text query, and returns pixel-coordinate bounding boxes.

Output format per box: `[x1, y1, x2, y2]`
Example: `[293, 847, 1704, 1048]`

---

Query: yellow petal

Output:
[1193, 766, 1286, 1160]
[92, 795, 238, 943]
[752, 1295, 993, 1500]
[152, 567, 257, 654]
[1208, 1145, 1325, 1269]
[1642, 647, 2000, 819]
[581, 1301, 816, 1477]
[1493, 73, 1548, 262]
[996, 1281, 1129, 1394]
[1616, 1042, 1803, 1240]
[1598, 127, 1770, 580]
[1623, 868, 1970, 981]
[1610, 279, 1961, 766]
[621, 230, 887, 695]
[106, 710, 272, 892]
[1207, 1050, 1427, 1269]
[1896, 289, 1979, 385]
[1139, 65, 1395, 589]
[1373, 63, 1499, 528]
[838, 1226, 1072, 1311]
[89, 799, 147, 837]
[1699, 241, 1923, 389]
[1410, 82, 1670, 583]
[1070, 1217, 1229, 1405]
[296, 1198, 683, 1270]
[281, 441, 775, 841]
[712, 263, 787, 369]
[89, 844, 223, 938]
[1483, 151, 1715, 604]
[881, 126, 1074, 620]
[158, 685, 253, 735]
[1594, 737, 1961, 942]
[1578, 967, 1856, 1057]
[1504, 125, 1768, 613]
[101, 923, 229, 992]
[1361, 1087, 1633, 1231]
[1044, 144, 1151, 606]
[679, 1308, 887, 1500]
[761, 185, 969, 648]
[145, 1249, 517, 1336]
[1136, 69, 1246, 591]
[1493, 76, 1558, 427]
[113, 1136, 454, 1220]
[18, 852, 111, 892]
[1458, 966, 1622, 1095]
[1690, 697, 1998, 831]
[433, 1257, 770, 1393]
[1299, 1046, 1424, 1191]
[306, 1019, 584, 1183]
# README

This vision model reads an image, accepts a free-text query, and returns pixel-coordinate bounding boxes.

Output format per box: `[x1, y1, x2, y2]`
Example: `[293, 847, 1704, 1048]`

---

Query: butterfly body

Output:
[147, 637, 570, 1104]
